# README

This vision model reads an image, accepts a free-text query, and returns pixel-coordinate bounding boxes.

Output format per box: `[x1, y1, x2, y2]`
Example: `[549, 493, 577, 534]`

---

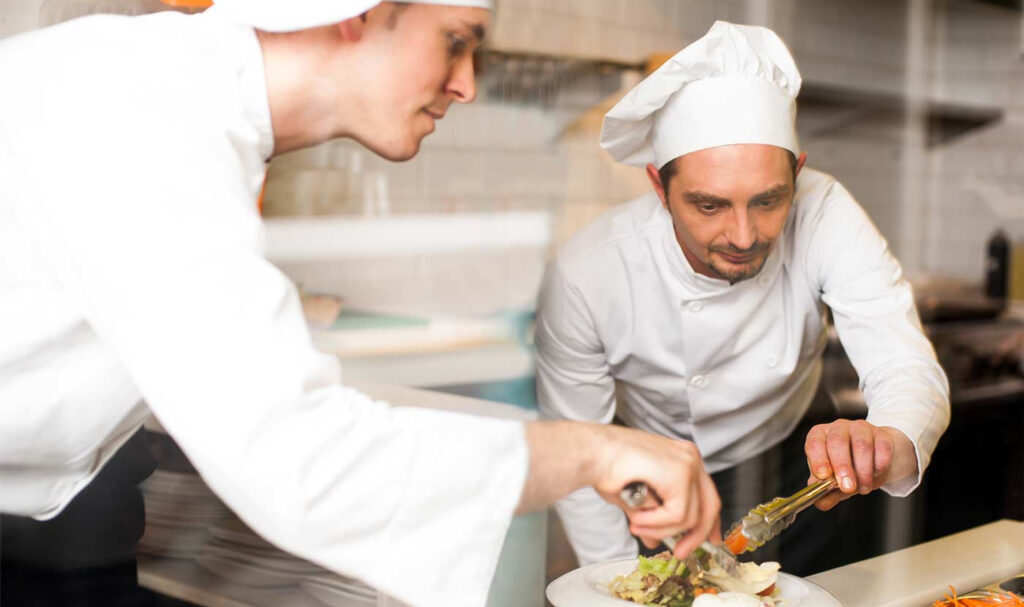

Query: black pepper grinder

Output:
[985, 229, 1009, 300]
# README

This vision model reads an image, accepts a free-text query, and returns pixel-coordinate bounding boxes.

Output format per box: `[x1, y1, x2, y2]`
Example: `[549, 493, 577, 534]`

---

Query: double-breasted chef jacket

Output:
[535, 168, 951, 565]
[0, 12, 527, 607]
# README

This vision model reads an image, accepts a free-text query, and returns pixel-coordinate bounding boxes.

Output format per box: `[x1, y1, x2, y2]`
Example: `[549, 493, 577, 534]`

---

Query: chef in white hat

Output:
[536, 21, 950, 569]
[0, 3, 722, 606]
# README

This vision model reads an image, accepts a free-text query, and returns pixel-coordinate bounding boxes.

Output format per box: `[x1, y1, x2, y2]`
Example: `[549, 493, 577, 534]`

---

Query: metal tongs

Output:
[725, 477, 840, 553]
[620, 476, 840, 562]
[620, 482, 742, 576]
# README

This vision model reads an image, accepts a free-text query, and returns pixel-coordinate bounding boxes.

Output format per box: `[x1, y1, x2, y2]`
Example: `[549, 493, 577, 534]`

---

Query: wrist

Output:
[521, 420, 610, 504]
[581, 422, 616, 489]
[880, 425, 918, 482]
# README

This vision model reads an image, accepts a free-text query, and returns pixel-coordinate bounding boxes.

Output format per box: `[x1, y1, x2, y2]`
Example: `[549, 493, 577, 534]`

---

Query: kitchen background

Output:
[1, 0, 1022, 606]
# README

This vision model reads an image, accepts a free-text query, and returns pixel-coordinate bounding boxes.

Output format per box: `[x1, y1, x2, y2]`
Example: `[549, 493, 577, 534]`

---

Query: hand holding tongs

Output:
[620, 481, 742, 575]
[621, 476, 840, 559]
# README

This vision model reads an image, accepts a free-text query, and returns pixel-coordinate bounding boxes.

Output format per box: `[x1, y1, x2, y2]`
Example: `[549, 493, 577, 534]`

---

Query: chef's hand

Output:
[596, 425, 721, 558]
[804, 419, 917, 511]
[515, 420, 721, 559]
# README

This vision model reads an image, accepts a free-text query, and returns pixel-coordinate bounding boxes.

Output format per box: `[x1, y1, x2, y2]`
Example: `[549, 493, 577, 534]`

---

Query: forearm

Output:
[515, 420, 607, 515]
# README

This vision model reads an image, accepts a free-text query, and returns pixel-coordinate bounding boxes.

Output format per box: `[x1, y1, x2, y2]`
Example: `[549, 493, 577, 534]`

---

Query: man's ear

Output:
[646, 163, 668, 208]
[337, 13, 368, 42]
[795, 151, 807, 177]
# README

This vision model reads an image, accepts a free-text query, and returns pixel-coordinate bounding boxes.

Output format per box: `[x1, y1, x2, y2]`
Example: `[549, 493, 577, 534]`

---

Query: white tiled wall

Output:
[262, 0, 1024, 306]
[5, 0, 1022, 309]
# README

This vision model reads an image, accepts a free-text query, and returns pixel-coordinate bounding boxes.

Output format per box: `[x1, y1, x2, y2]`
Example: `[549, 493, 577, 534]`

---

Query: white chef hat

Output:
[209, 0, 494, 33]
[601, 21, 802, 169]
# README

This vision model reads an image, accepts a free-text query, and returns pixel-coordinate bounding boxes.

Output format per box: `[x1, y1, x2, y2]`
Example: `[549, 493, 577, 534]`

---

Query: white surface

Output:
[337, 343, 533, 388]
[264, 213, 551, 262]
[546, 559, 842, 607]
[311, 316, 516, 358]
[346, 378, 537, 422]
[808, 519, 1024, 607]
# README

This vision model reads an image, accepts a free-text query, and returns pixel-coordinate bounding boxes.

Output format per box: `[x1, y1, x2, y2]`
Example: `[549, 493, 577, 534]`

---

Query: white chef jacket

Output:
[535, 169, 950, 565]
[0, 13, 527, 607]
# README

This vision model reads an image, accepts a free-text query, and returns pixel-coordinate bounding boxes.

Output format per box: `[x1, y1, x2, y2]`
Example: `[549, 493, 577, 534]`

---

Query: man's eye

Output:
[699, 204, 719, 213]
[447, 34, 468, 55]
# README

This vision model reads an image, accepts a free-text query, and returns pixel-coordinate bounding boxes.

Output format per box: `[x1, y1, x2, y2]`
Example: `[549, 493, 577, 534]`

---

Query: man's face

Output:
[346, 3, 489, 161]
[649, 144, 800, 285]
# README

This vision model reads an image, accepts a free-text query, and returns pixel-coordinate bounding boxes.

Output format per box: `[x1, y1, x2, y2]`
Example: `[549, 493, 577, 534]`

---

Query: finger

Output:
[814, 489, 852, 511]
[709, 514, 723, 545]
[873, 430, 895, 485]
[848, 421, 875, 494]
[639, 535, 663, 550]
[630, 523, 685, 541]
[674, 472, 721, 558]
[825, 423, 857, 493]
[628, 468, 699, 530]
[804, 425, 833, 480]
[631, 473, 713, 553]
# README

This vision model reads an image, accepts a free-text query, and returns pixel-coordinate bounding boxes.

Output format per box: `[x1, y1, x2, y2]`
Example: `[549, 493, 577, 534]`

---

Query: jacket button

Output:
[687, 301, 703, 312]
[765, 355, 779, 368]
[690, 375, 706, 387]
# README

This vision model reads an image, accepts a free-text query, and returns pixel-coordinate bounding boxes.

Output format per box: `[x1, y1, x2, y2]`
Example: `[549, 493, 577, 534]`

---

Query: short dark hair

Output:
[658, 150, 798, 197]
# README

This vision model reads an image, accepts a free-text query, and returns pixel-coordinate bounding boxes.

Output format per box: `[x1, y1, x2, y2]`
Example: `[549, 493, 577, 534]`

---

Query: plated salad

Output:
[609, 547, 780, 607]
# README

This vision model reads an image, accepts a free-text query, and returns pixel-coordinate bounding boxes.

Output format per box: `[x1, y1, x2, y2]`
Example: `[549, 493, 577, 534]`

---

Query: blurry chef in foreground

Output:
[0, 2, 722, 606]
[536, 21, 950, 573]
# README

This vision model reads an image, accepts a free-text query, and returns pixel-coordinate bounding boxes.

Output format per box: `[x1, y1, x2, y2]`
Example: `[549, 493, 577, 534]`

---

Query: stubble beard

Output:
[706, 247, 770, 285]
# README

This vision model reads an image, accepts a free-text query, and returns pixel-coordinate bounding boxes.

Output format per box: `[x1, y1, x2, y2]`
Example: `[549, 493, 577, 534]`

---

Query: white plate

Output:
[301, 580, 376, 606]
[546, 558, 843, 607]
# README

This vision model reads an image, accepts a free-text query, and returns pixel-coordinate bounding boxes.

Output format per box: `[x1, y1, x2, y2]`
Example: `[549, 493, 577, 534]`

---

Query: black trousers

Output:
[0, 429, 191, 607]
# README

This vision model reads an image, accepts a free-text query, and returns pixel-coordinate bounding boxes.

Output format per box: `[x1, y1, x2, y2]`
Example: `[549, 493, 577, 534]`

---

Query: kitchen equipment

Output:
[725, 477, 840, 554]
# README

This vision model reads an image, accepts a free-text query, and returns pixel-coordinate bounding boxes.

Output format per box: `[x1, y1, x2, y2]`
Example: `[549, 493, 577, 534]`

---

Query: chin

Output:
[367, 137, 422, 163]
[709, 258, 767, 285]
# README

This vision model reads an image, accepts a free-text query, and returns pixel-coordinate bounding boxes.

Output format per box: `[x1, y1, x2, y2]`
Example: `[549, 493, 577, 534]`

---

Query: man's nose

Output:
[726, 210, 757, 251]
[447, 54, 477, 103]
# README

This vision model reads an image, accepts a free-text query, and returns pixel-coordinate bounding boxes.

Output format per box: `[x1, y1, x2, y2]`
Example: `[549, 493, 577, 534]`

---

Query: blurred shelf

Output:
[264, 212, 551, 262]
[798, 83, 1004, 147]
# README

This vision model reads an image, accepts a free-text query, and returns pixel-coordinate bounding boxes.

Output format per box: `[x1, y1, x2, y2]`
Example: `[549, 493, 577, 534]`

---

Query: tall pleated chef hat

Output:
[601, 20, 802, 169]
[209, 0, 493, 33]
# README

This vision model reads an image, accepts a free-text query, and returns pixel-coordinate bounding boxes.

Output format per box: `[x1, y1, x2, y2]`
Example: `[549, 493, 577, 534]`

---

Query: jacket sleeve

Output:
[22, 79, 527, 607]
[801, 180, 950, 497]
[534, 260, 638, 564]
